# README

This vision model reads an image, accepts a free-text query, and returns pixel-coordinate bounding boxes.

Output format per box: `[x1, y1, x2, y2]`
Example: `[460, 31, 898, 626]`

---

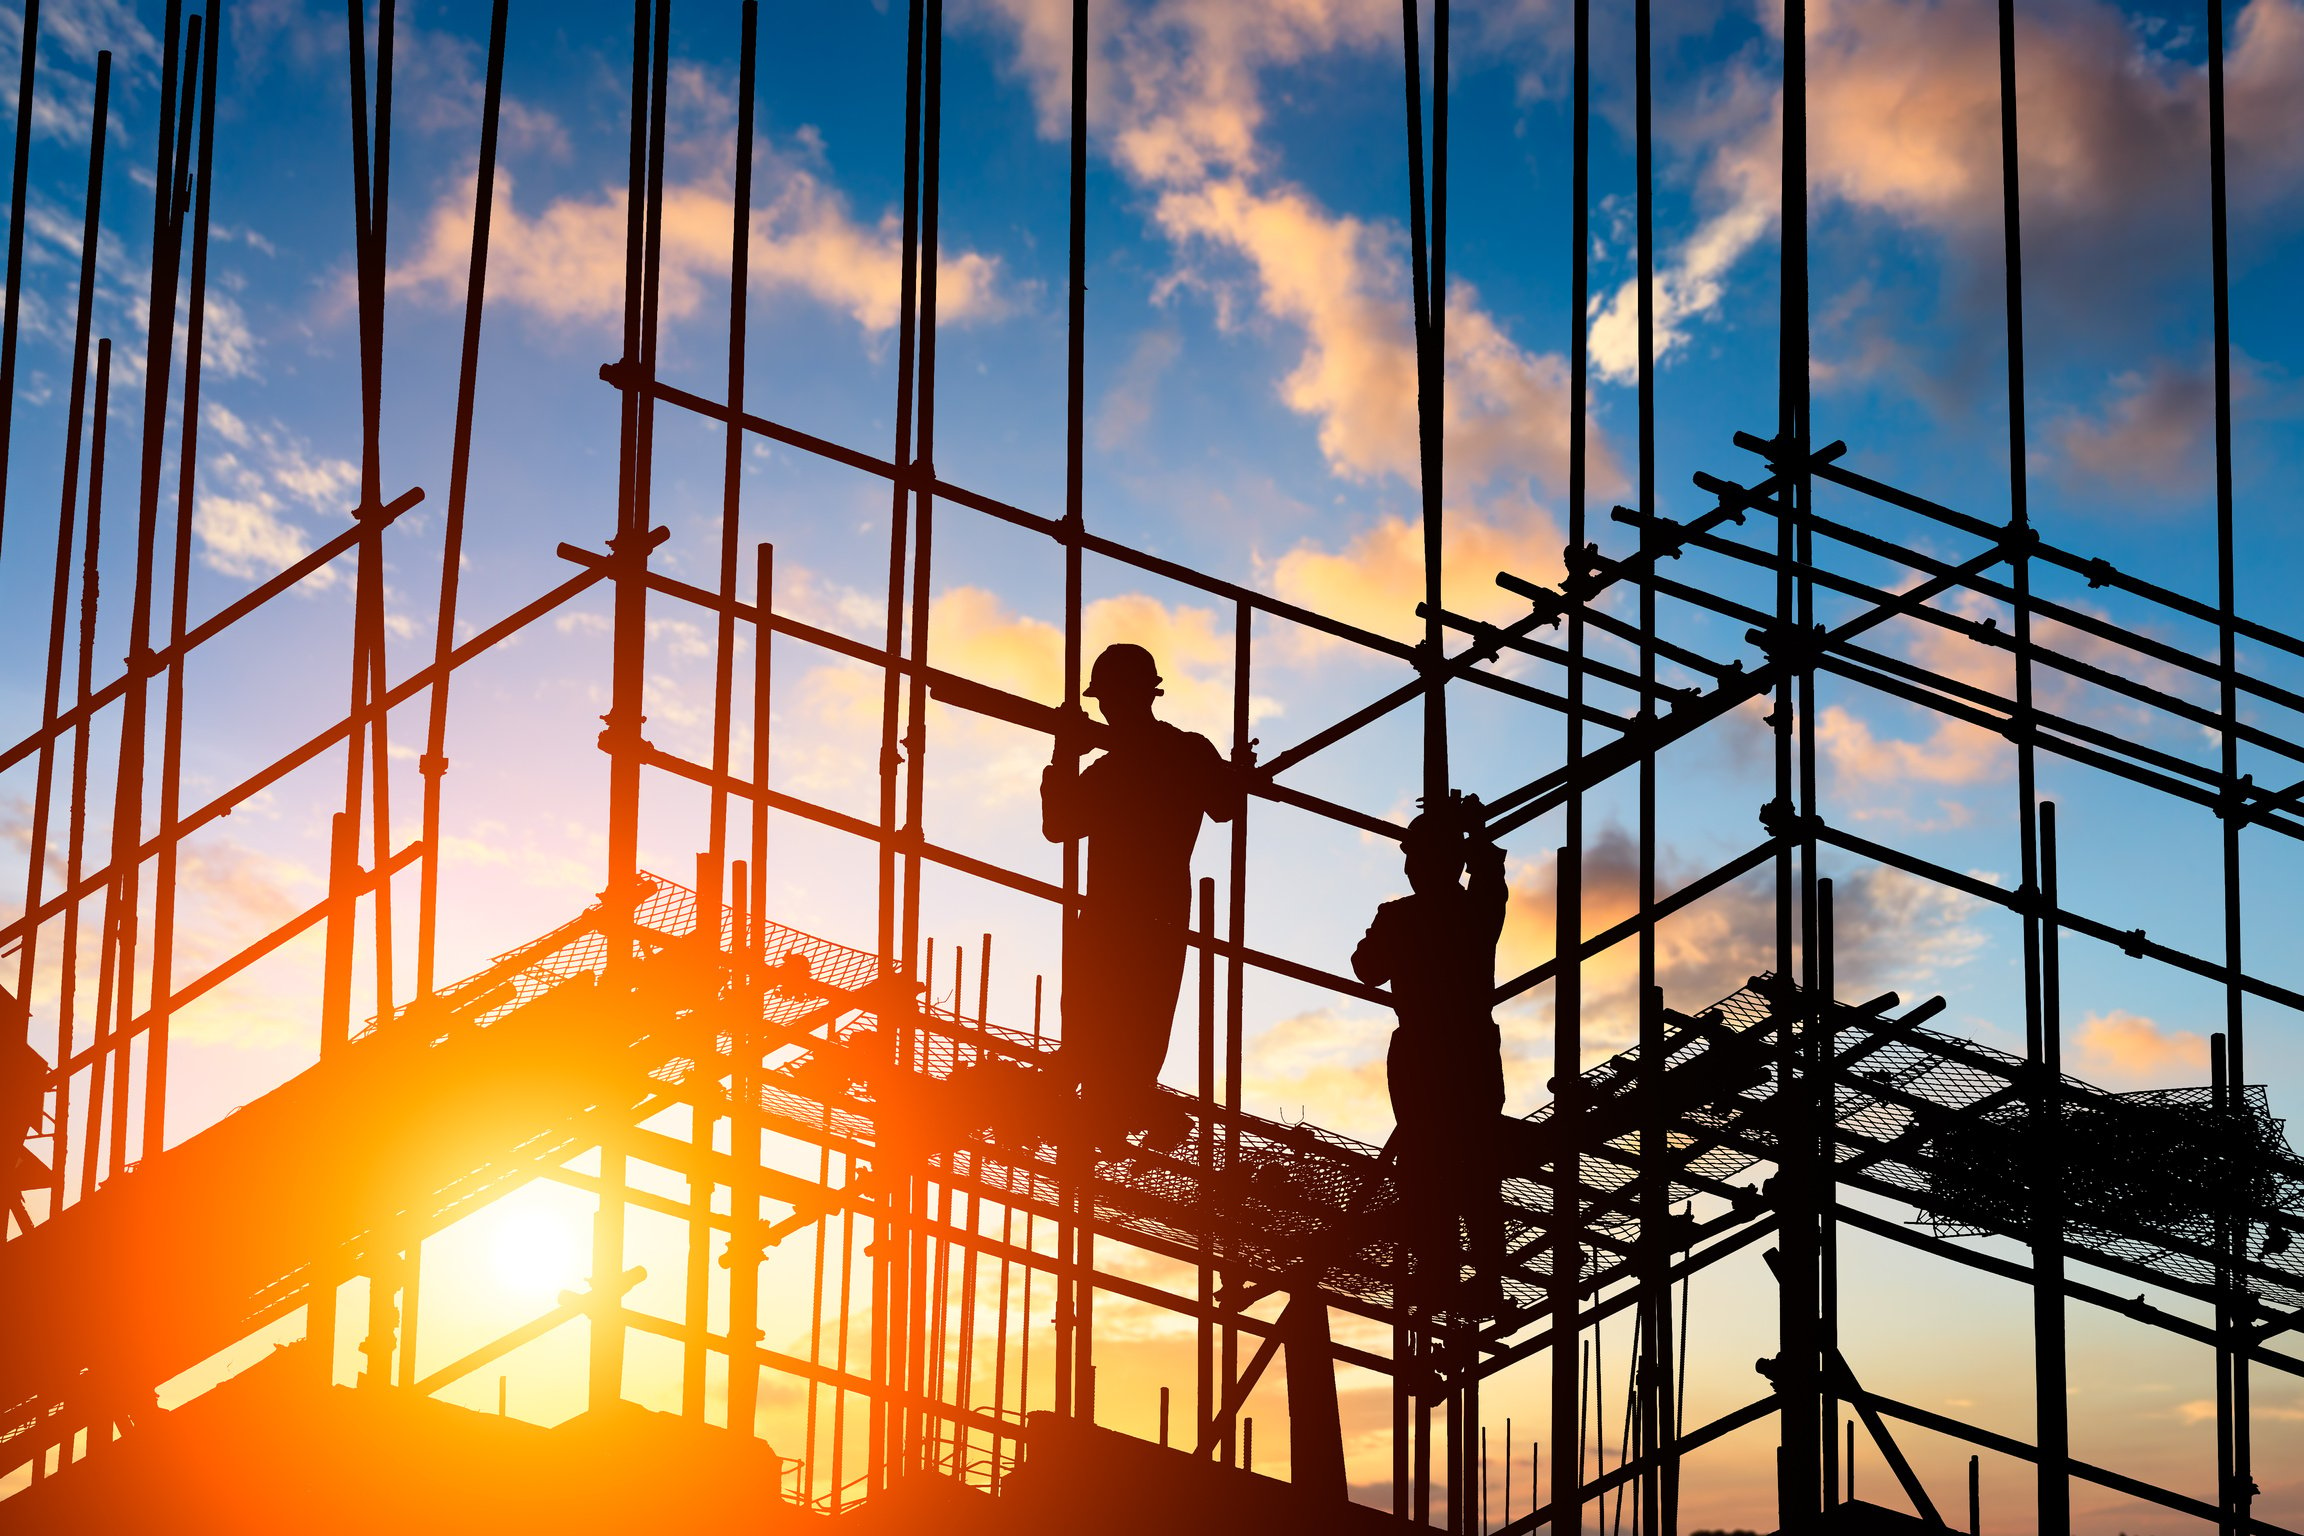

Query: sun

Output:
[483, 1194, 594, 1307]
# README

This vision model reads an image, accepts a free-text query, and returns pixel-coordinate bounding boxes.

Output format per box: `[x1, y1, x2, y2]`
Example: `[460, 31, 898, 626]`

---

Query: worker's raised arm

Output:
[1204, 733, 1251, 824]
[1469, 830, 1508, 941]
[1352, 906, 1397, 988]
[1041, 757, 1086, 843]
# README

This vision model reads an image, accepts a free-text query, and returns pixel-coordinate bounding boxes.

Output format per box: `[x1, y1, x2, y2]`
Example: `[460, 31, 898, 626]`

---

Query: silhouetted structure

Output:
[0, 1, 2298, 1534]
[1354, 796, 1507, 1316]
[1042, 644, 1240, 1144]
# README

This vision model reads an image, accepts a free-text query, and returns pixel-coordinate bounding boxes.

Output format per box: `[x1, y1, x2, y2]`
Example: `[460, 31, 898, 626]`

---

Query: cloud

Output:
[0, 0, 159, 145]
[193, 401, 360, 586]
[1497, 826, 1985, 1065]
[969, 0, 1601, 642]
[928, 583, 1276, 746]
[1593, 0, 2304, 381]
[392, 158, 1003, 336]
[968, 0, 1394, 184]
[1266, 487, 1565, 646]
[2, 798, 315, 1053]
[2069, 1008, 2209, 1087]
[1242, 1004, 1394, 1142]
[1590, 67, 1780, 382]
[1252, 828, 1987, 1129]
[2049, 360, 2214, 497]
[787, 575, 1277, 810]
[1817, 702, 2003, 788]
[1094, 327, 1183, 450]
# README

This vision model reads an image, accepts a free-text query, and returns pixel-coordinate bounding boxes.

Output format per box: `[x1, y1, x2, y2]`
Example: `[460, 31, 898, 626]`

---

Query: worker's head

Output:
[1401, 803, 1469, 895]
[1085, 643, 1163, 725]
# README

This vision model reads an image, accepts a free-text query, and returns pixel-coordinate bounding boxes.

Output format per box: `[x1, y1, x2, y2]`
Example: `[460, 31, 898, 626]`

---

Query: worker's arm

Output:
[1041, 759, 1087, 843]
[1469, 834, 1508, 943]
[1201, 733, 1249, 825]
[1351, 905, 1396, 987]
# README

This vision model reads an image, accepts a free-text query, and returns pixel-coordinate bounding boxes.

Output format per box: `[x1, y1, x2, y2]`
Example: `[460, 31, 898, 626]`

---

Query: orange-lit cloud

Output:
[393, 166, 1003, 335]
[1498, 829, 1982, 1055]
[1154, 181, 1596, 495]
[2049, 361, 2216, 498]
[1816, 703, 2003, 789]
[1244, 835, 1984, 1133]
[1266, 488, 1566, 647]
[194, 402, 362, 588]
[969, 0, 1603, 646]
[781, 577, 1276, 820]
[2069, 1008, 2209, 1087]
[1594, 0, 2304, 379]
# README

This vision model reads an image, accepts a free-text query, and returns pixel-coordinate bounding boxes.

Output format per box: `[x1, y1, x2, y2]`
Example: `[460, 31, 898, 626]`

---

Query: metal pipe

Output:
[55, 338, 111, 1212]
[2205, 0, 2250, 1527]
[1554, 0, 1591, 1525]
[0, 0, 37, 566]
[147, 0, 221, 1158]
[415, 0, 509, 1000]
[12, 50, 108, 1061]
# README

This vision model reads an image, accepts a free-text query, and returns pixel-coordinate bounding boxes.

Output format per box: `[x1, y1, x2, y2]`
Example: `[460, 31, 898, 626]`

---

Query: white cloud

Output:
[969, 0, 1601, 646]
[392, 158, 1004, 336]
[1594, 0, 2304, 381]
[192, 402, 360, 586]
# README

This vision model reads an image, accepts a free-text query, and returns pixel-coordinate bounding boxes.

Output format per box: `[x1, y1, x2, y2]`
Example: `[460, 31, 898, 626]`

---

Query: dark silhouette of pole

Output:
[415, 0, 509, 1000]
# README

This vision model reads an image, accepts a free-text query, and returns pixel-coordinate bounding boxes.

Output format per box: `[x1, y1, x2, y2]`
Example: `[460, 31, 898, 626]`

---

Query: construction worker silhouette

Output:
[3, 986, 46, 1236]
[1352, 793, 1507, 1313]
[1042, 644, 1242, 1144]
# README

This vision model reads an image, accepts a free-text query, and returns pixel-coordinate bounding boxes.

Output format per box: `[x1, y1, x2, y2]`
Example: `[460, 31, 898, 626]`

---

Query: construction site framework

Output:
[0, 2, 2298, 1534]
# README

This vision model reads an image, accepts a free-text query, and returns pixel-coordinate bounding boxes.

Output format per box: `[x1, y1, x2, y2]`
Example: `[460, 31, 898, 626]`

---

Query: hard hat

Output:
[1403, 790, 1482, 857]
[1085, 643, 1163, 699]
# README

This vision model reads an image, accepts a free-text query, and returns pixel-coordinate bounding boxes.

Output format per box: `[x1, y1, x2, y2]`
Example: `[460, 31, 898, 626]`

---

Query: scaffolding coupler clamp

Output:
[1495, 569, 1567, 626]
[596, 709, 652, 759]
[605, 523, 672, 558]
[1756, 798, 1820, 841]
[2219, 772, 2258, 823]
[1616, 505, 1693, 562]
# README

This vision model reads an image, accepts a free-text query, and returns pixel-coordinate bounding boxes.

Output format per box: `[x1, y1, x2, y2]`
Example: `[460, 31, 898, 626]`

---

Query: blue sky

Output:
[5, 0, 2304, 1526]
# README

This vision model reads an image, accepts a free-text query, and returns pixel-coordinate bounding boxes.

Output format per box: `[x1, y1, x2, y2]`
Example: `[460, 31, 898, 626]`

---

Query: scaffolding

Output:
[2, 1, 2301, 1533]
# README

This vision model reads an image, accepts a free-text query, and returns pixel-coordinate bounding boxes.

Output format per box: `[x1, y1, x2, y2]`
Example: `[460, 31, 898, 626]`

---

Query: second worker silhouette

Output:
[1042, 644, 1243, 1149]
[1353, 793, 1508, 1316]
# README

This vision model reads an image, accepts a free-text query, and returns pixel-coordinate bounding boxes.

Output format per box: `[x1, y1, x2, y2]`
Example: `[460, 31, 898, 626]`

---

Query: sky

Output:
[5, 0, 2304, 1528]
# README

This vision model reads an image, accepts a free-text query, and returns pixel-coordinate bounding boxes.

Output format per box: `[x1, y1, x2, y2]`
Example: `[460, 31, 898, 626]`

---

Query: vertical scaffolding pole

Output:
[703, 0, 758, 901]
[1224, 595, 1252, 1463]
[750, 546, 779, 1453]
[1632, 0, 1675, 1529]
[90, 0, 186, 1190]
[871, 0, 928, 1479]
[1992, 4, 2066, 1528]
[341, 0, 398, 1036]
[723, 27, 769, 1427]
[1197, 875, 1216, 1452]
[416, 0, 509, 1001]
[899, 0, 949, 1469]
[1553, 0, 1592, 1529]
[148, 0, 221, 1158]
[12, 50, 107, 1059]
[1399, 0, 1448, 804]
[2203, 2, 2250, 1527]
[59, 340, 111, 1212]
[0, 0, 36, 569]
[1774, 0, 1822, 1523]
[592, 0, 669, 1413]
[1053, 0, 1090, 1426]
[603, 0, 667, 926]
